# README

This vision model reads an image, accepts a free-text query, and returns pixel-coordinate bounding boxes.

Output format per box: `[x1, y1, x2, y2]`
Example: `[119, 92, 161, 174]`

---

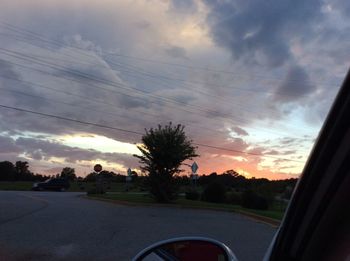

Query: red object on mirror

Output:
[161, 240, 226, 261]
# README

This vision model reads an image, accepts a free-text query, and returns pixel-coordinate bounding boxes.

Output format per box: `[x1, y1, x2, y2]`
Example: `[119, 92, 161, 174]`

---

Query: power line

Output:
[0, 103, 305, 163]
[0, 48, 312, 136]
[104, 55, 338, 89]
[0, 61, 263, 137]
[0, 75, 238, 137]
[0, 103, 144, 136]
[0, 25, 312, 129]
[0, 30, 285, 118]
[0, 21, 338, 92]
[0, 22, 324, 128]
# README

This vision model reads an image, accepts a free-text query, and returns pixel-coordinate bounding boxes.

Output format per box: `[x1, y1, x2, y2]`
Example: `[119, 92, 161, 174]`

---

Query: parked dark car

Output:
[32, 178, 70, 191]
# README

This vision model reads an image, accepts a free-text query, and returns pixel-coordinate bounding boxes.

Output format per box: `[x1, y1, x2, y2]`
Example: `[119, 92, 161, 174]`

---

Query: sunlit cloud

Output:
[59, 134, 140, 155]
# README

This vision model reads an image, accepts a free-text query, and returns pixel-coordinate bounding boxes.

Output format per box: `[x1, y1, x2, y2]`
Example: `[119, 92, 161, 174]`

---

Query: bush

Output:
[202, 182, 226, 203]
[185, 189, 200, 200]
[226, 191, 242, 205]
[241, 190, 269, 210]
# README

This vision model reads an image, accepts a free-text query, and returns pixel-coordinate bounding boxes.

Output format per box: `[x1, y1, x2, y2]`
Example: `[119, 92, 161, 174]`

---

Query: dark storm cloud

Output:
[203, 0, 323, 67]
[274, 64, 316, 102]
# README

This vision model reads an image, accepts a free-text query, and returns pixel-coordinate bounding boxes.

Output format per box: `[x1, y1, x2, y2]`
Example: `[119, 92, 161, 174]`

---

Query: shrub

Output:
[185, 189, 200, 200]
[202, 182, 226, 203]
[226, 191, 242, 205]
[241, 190, 269, 210]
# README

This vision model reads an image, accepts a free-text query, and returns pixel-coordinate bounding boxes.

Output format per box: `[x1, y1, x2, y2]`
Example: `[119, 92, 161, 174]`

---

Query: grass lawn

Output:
[0, 181, 34, 191]
[88, 192, 284, 222]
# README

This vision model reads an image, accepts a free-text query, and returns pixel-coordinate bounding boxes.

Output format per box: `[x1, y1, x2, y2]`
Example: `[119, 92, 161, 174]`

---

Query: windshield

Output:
[0, 1, 348, 261]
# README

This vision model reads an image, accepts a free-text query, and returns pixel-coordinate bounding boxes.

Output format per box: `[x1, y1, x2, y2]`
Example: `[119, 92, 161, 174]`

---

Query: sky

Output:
[0, 0, 349, 179]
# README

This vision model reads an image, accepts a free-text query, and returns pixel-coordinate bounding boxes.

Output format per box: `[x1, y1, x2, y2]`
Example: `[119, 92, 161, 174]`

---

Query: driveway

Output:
[0, 191, 276, 260]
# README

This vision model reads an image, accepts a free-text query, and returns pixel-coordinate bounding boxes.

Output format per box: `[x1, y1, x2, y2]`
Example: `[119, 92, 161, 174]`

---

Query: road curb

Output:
[235, 210, 280, 228]
[83, 195, 280, 227]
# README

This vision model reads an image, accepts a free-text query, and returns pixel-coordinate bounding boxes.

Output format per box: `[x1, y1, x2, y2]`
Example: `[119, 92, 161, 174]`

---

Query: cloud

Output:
[168, 0, 198, 13]
[164, 45, 188, 60]
[14, 137, 138, 170]
[0, 135, 21, 154]
[203, 0, 323, 68]
[0, 59, 48, 110]
[231, 126, 249, 136]
[273, 64, 316, 102]
[328, 0, 350, 16]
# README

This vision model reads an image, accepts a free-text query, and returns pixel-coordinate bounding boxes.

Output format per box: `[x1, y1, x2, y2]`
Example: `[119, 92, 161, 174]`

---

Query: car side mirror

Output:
[132, 237, 238, 261]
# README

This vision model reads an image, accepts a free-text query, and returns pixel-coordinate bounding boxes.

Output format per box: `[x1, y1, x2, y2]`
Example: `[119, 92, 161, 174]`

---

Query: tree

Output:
[60, 167, 76, 181]
[15, 161, 31, 180]
[15, 161, 29, 174]
[0, 161, 15, 181]
[134, 123, 198, 203]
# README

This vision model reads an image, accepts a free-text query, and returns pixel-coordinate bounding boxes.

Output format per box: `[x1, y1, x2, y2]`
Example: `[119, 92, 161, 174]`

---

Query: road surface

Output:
[0, 191, 276, 260]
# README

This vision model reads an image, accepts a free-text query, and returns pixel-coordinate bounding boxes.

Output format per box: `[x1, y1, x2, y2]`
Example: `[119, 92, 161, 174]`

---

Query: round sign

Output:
[94, 164, 102, 173]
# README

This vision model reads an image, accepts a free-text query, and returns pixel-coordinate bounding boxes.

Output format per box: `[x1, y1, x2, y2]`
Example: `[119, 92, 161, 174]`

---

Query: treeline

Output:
[180, 170, 298, 210]
[84, 170, 138, 182]
[0, 160, 137, 182]
[0, 161, 51, 181]
[197, 170, 297, 199]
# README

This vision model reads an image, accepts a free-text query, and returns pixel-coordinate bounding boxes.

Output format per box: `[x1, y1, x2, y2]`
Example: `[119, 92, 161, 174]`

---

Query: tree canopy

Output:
[60, 167, 76, 181]
[134, 123, 198, 202]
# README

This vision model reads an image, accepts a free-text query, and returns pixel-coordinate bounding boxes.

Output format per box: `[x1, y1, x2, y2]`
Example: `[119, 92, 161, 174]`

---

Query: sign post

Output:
[191, 162, 199, 187]
[94, 164, 103, 193]
[126, 168, 132, 191]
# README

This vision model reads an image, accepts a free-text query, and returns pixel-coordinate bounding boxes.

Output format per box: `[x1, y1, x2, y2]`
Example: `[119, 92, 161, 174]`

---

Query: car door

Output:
[265, 70, 350, 261]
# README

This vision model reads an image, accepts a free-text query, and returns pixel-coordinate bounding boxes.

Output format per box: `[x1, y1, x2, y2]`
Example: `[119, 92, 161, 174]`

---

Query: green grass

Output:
[0, 181, 34, 191]
[88, 192, 284, 221]
[241, 208, 285, 220]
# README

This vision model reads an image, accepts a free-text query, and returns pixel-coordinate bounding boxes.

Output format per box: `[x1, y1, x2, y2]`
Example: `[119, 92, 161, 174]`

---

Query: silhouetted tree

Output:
[14, 161, 32, 180]
[134, 123, 198, 203]
[84, 172, 97, 182]
[0, 161, 15, 181]
[60, 167, 76, 181]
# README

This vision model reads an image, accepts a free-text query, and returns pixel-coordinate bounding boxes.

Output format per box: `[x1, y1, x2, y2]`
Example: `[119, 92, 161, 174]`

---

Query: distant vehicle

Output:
[32, 178, 70, 192]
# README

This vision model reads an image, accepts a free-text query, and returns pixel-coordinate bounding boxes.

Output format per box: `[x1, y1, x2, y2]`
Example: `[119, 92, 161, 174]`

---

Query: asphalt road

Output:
[0, 191, 276, 261]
